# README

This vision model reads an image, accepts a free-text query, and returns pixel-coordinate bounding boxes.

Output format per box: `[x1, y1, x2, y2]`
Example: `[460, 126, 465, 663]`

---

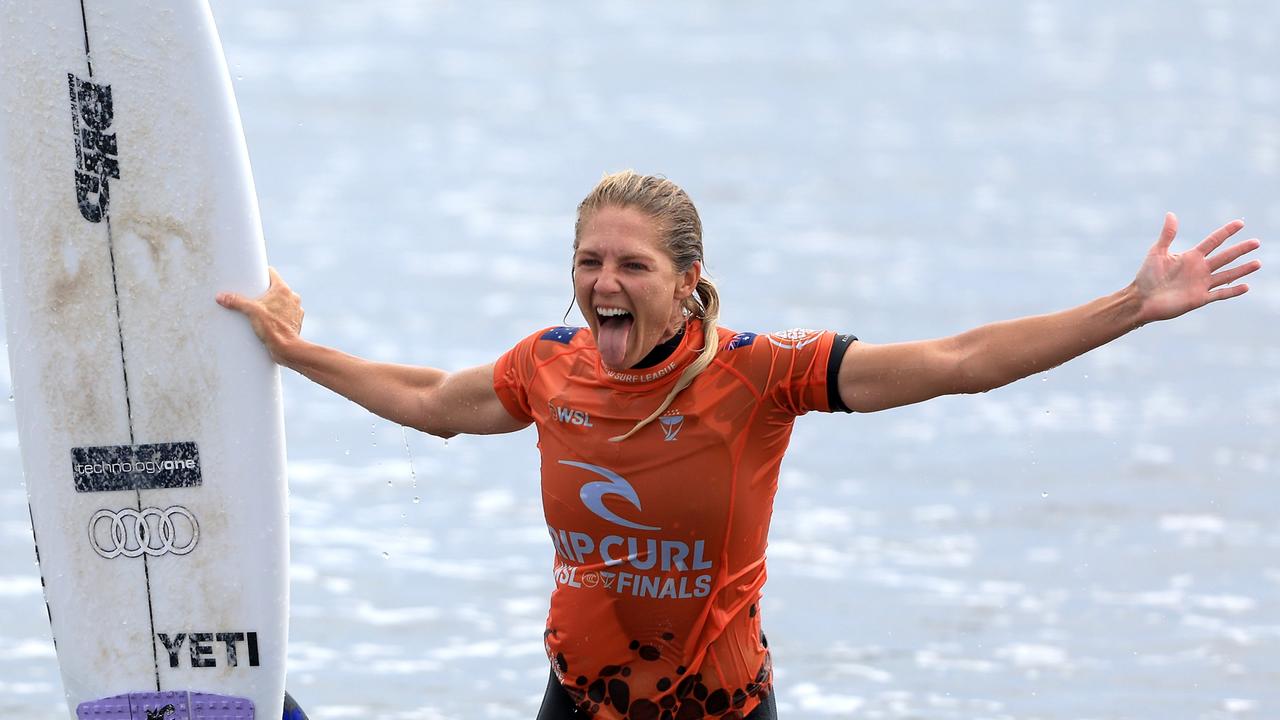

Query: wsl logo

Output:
[67, 74, 120, 223]
[548, 402, 593, 428]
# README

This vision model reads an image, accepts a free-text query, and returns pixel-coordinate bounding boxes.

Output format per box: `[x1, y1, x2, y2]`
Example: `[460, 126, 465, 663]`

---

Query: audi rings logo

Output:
[88, 506, 200, 559]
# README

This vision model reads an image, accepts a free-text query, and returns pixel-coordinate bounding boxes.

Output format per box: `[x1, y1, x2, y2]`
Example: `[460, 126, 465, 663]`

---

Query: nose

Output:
[594, 263, 623, 294]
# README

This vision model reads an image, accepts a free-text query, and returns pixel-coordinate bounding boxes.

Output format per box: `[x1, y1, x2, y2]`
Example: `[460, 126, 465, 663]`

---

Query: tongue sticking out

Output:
[597, 315, 633, 368]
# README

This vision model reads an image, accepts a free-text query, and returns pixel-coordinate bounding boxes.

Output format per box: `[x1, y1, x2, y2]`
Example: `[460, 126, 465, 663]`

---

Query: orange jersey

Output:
[494, 320, 854, 720]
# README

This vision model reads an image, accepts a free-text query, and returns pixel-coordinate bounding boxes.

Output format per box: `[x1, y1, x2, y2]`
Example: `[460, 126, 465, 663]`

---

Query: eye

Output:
[576, 257, 601, 268]
[624, 261, 650, 271]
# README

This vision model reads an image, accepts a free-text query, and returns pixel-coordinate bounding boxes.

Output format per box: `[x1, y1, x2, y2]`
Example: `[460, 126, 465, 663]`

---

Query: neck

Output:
[633, 323, 686, 369]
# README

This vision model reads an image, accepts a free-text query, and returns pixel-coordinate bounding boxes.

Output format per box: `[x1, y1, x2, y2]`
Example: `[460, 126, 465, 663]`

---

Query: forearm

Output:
[274, 337, 446, 428]
[956, 284, 1146, 392]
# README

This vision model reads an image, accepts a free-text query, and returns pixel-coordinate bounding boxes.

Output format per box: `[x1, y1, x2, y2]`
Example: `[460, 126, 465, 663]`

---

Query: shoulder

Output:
[499, 325, 588, 368]
[714, 327, 834, 356]
[534, 326, 587, 346]
[500, 326, 597, 371]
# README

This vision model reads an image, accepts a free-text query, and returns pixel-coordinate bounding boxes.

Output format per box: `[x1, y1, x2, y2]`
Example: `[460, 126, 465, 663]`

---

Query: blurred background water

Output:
[2, 1, 1278, 718]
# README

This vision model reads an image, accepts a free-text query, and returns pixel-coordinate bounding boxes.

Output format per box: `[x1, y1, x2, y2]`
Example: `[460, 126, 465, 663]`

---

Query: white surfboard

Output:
[0, 1, 288, 718]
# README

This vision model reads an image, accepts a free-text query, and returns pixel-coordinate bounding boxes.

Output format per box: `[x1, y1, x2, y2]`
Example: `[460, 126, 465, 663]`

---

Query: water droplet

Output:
[1041, 491, 1049, 498]
[381, 551, 390, 559]
[412, 496, 421, 504]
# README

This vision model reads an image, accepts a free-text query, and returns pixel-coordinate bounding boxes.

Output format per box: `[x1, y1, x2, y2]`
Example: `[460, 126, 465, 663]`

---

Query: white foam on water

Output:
[1160, 514, 1226, 533]
[832, 662, 893, 683]
[1191, 594, 1257, 614]
[1224, 698, 1257, 713]
[0, 575, 40, 596]
[995, 643, 1070, 669]
[353, 602, 441, 627]
[0, 680, 54, 694]
[0, 638, 55, 659]
[914, 647, 998, 674]
[789, 682, 866, 714]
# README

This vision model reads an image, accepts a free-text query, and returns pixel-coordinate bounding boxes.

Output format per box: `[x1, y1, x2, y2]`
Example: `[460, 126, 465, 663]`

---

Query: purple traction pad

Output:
[77, 691, 254, 720]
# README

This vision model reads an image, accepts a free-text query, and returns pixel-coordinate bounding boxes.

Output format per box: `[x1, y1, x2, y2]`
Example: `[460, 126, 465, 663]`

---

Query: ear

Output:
[675, 260, 702, 301]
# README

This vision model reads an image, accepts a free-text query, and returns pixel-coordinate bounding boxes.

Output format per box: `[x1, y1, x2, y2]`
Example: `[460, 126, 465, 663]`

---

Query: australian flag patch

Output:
[725, 331, 758, 351]
[540, 326, 581, 344]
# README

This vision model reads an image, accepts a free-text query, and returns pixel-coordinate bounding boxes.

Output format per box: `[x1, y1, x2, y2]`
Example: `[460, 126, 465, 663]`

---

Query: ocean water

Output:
[2, 1, 1278, 718]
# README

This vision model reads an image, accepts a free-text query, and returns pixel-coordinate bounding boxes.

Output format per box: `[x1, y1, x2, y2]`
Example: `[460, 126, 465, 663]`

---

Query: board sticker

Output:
[72, 442, 202, 493]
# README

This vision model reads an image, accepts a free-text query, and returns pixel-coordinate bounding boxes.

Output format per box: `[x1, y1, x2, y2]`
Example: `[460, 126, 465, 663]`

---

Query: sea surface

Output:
[2, 2, 1278, 718]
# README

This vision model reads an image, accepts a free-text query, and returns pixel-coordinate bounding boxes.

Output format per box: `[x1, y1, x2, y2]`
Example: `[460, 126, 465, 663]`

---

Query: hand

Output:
[1132, 213, 1262, 324]
[216, 267, 305, 364]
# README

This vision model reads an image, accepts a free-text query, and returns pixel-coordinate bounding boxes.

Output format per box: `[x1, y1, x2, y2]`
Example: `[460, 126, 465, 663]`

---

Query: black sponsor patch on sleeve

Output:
[72, 442, 202, 493]
[827, 333, 858, 413]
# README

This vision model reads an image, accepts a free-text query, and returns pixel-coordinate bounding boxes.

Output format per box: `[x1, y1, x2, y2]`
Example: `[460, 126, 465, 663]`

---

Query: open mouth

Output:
[596, 307, 633, 328]
[595, 307, 634, 368]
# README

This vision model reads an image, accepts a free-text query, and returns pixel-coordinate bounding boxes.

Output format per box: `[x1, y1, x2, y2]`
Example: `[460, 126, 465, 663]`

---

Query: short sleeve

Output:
[756, 329, 857, 416]
[492, 329, 544, 424]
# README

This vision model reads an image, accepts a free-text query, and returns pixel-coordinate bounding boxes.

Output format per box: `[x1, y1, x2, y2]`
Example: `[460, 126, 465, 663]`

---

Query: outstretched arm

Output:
[216, 269, 529, 438]
[839, 214, 1262, 413]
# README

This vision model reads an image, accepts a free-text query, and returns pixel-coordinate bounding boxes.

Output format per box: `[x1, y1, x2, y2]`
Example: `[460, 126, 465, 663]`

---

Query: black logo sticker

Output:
[67, 73, 120, 223]
[145, 705, 176, 720]
[71, 442, 202, 493]
[157, 631, 260, 669]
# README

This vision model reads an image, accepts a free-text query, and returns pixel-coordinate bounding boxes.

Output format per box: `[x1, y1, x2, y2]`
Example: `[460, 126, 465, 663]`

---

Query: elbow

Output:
[416, 421, 458, 440]
[951, 341, 1004, 396]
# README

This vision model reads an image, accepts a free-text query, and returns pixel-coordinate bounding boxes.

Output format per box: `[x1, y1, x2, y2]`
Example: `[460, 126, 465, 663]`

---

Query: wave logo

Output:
[559, 461, 660, 531]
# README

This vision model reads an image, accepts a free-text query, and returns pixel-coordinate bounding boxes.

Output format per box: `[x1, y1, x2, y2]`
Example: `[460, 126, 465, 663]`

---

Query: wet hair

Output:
[574, 170, 721, 442]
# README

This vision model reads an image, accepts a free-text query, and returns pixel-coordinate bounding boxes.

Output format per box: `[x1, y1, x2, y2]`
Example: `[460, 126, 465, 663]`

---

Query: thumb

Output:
[215, 291, 251, 312]
[1154, 211, 1178, 253]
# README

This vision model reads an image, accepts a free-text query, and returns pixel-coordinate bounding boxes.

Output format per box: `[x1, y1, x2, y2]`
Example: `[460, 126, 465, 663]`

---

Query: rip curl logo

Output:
[67, 74, 120, 223]
[658, 410, 684, 442]
[559, 460, 660, 531]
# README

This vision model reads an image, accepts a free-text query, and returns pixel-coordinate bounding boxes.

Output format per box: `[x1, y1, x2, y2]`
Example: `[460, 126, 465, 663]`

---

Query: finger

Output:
[215, 291, 249, 311]
[1154, 212, 1178, 253]
[1208, 259, 1262, 289]
[1207, 238, 1262, 272]
[1193, 219, 1245, 256]
[1207, 283, 1249, 303]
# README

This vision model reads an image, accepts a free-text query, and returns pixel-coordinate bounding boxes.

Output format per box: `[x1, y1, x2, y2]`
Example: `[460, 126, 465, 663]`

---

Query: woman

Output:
[218, 171, 1261, 720]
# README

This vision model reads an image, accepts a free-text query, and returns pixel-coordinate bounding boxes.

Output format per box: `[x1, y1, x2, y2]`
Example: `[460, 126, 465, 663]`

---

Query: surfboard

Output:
[0, 2, 288, 718]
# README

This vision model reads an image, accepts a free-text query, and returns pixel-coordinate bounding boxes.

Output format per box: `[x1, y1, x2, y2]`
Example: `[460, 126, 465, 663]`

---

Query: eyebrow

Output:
[574, 249, 658, 264]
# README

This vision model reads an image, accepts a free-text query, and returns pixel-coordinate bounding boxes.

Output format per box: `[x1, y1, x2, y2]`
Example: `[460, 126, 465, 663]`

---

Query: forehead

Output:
[576, 206, 664, 256]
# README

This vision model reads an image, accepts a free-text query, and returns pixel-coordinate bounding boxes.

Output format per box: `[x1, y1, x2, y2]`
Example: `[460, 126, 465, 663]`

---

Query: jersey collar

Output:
[594, 318, 704, 390]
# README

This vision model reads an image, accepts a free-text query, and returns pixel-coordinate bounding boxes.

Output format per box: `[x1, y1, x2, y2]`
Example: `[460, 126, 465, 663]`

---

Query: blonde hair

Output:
[574, 171, 722, 442]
